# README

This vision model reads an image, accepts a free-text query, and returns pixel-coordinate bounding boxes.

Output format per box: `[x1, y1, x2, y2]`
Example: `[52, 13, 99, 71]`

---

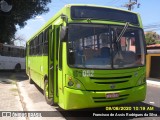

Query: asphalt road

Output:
[0, 71, 159, 120]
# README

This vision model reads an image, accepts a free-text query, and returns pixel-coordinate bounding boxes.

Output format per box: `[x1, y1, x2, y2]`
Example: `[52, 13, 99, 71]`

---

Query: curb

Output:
[16, 81, 28, 120]
[147, 80, 160, 86]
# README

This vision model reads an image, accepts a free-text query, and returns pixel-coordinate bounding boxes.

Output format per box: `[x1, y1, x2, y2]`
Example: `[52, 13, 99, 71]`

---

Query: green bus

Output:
[26, 4, 146, 110]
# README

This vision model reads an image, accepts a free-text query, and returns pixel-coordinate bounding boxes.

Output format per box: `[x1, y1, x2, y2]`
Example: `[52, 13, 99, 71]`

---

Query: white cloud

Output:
[32, 16, 45, 22]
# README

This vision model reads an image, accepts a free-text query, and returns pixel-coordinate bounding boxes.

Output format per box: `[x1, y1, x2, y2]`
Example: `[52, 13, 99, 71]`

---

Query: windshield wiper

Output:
[116, 22, 129, 42]
[113, 22, 129, 63]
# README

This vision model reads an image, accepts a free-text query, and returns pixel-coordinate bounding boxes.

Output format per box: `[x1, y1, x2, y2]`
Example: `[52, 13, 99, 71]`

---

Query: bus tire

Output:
[14, 64, 21, 72]
[29, 76, 34, 84]
[44, 80, 54, 106]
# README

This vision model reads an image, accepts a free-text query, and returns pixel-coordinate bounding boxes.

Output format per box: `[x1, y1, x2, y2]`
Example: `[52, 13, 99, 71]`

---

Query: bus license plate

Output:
[106, 93, 119, 98]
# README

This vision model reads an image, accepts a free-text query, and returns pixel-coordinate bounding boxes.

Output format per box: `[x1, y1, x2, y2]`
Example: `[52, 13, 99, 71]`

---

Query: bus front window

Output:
[68, 24, 145, 69]
[111, 26, 145, 68]
[68, 24, 112, 69]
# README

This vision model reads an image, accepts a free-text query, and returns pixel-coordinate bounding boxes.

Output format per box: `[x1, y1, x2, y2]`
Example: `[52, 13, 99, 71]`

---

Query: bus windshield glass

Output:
[68, 24, 145, 69]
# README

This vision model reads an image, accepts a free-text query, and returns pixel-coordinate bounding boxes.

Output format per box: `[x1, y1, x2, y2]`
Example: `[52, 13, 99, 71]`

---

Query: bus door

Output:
[48, 25, 60, 103]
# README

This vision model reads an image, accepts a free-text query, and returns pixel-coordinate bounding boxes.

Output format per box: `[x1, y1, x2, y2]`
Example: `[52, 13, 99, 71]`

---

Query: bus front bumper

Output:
[62, 84, 146, 110]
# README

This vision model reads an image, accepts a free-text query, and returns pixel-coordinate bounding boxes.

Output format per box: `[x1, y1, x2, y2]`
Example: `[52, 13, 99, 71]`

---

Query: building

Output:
[146, 44, 160, 78]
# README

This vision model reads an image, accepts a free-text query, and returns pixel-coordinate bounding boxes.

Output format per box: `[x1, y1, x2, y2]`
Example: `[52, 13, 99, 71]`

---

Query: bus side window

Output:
[19, 49, 22, 57]
[8, 47, 11, 56]
[10, 47, 13, 57]
[15, 48, 19, 57]
[33, 38, 36, 56]
[29, 42, 31, 56]
[0, 44, 3, 55]
[3, 46, 7, 56]
[13, 48, 17, 57]
[35, 37, 39, 55]
[31, 40, 33, 55]
[43, 26, 52, 55]
[30, 40, 33, 56]
[43, 29, 49, 55]
[22, 49, 25, 57]
[39, 33, 43, 55]
[24, 49, 26, 57]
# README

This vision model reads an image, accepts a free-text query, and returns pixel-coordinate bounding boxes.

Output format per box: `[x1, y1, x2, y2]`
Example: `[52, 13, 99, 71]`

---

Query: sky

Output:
[16, 0, 160, 46]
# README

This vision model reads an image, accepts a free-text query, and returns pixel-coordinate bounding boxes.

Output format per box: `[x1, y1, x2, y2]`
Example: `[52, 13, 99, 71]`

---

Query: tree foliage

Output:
[145, 31, 160, 45]
[0, 0, 51, 44]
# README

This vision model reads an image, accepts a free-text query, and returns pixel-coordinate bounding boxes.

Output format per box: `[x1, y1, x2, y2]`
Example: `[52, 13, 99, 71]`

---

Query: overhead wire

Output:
[143, 22, 160, 33]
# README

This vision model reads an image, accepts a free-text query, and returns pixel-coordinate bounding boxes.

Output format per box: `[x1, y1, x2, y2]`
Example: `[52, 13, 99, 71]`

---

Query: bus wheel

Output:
[29, 76, 34, 84]
[44, 80, 54, 106]
[14, 64, 21, 72]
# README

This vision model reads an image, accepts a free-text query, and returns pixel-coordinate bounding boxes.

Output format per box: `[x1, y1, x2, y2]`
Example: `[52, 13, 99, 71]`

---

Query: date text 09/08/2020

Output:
[106, 106, 155, 111]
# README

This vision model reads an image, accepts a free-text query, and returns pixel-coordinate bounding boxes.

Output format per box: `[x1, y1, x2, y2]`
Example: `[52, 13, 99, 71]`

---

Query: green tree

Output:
[145, 32, 159, 45]
[0, 0, 51, 44]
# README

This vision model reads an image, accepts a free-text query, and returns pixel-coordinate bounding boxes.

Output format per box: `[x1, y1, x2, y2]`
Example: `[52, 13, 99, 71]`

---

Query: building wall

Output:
[146, 53, 160, 78]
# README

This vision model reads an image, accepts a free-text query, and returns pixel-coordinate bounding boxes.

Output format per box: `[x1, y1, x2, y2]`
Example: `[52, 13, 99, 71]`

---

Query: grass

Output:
[10, 88, 18, 92]
[11, 80, 17, 84]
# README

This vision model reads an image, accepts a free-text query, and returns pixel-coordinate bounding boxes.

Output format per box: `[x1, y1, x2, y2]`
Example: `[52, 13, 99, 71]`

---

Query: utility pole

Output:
[123, 0, 140, 11]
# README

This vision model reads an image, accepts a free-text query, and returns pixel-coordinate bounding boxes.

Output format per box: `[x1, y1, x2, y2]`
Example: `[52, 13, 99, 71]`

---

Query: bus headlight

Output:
[137, 75, 146, 86]
[76, 83, 81, 88]
[67, 76, 74, 87]
[68, 80, 74, 86]
[66, 75, 85, 90]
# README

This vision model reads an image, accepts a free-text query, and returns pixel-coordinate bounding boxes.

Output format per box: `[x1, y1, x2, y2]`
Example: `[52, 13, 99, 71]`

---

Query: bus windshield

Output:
[68, 24, 145, 69]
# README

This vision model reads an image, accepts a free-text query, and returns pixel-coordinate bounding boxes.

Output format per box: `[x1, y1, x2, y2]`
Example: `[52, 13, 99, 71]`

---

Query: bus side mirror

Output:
[60, 26, 68, 42]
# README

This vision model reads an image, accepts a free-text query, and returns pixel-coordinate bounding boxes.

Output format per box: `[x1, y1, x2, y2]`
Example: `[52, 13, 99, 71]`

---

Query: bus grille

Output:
[90, 75, 132, 84]
[90, 75, 132, 80]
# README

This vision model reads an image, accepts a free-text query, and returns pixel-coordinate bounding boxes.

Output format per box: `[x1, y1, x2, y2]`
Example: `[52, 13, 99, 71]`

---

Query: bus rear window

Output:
[71, 6, 139, 25]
